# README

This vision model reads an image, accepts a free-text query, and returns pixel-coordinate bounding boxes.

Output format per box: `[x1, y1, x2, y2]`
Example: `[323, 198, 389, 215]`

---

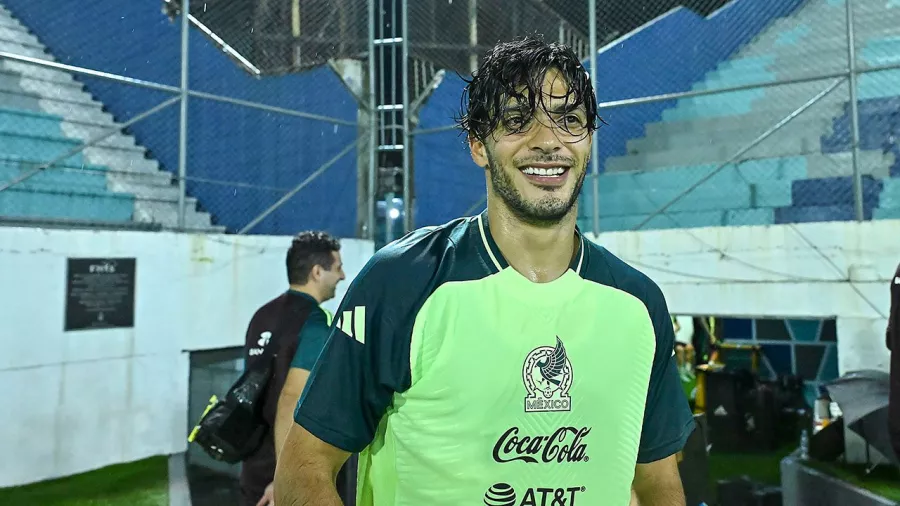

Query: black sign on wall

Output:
[65, 258, 136, 332]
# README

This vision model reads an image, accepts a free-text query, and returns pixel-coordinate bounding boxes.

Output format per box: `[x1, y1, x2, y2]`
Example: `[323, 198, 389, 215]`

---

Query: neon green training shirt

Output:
[294, 211, 695, 506]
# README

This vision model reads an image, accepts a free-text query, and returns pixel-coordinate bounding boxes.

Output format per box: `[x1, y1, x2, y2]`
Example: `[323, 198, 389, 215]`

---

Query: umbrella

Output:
[825, 370, 899, 467]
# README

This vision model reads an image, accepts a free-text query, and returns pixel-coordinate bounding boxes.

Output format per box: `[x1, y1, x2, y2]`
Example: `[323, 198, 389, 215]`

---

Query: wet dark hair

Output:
[457, 37, 602, 142]
[286, 230, 341, 285]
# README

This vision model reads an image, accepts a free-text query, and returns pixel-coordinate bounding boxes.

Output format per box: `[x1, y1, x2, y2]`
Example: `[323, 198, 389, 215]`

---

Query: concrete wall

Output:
[591, 219, 899, 463]
[0, 226, 373, 487]
[591, 220, 896, 376]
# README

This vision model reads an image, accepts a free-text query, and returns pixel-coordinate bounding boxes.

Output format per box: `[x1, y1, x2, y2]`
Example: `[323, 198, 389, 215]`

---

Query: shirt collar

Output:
[475, 210, 585, 276]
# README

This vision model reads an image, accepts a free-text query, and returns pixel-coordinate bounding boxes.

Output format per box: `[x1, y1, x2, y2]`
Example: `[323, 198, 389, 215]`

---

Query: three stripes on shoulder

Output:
[336, 306, 367, 344]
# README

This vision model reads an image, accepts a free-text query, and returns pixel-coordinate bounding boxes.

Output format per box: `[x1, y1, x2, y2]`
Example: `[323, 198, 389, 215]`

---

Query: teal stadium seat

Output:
[583, 0, 900, 232]
[0, 107, 135, 223]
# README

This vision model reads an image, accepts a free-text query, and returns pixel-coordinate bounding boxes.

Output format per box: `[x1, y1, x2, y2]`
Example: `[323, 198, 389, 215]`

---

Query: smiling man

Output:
[274, 37, 695, 506]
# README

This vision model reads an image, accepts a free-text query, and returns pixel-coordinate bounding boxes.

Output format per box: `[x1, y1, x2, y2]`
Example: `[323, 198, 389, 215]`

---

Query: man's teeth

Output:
[521, 167, 566, 176]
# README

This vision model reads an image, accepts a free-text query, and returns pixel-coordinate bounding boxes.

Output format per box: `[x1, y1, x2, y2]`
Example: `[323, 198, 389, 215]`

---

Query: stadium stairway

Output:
[588, 0, 900, 232]
[0, 4, 220, 230]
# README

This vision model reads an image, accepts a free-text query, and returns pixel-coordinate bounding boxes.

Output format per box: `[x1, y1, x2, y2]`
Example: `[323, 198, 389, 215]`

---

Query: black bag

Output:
[188, 315, 290, 464]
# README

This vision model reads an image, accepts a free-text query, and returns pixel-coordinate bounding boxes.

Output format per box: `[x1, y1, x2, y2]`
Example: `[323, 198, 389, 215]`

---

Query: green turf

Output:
[708, 446, 796, 487]
[807, 460, 900, 502]
[0, 456, 169, 506]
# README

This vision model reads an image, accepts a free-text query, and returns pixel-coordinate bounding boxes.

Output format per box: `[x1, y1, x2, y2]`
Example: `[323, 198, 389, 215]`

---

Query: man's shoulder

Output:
[583, 239, 667, 314]
[358, 216, 483, 287]
[247, 292, 288, 326]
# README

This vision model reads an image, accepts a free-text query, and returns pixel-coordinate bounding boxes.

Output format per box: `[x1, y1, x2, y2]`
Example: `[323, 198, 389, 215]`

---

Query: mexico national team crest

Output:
[523, 337, 573, 413]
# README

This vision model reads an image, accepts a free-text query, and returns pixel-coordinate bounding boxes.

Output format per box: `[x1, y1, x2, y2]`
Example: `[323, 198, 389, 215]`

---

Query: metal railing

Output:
[409, 0, 900, 237]
[0, 0, 897, 240]
[0, 0, 365, 237]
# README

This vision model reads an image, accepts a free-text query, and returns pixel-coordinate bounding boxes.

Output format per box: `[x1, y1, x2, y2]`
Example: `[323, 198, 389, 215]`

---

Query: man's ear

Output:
[469, 135, 489, 168]
[309, 265, 322, 282]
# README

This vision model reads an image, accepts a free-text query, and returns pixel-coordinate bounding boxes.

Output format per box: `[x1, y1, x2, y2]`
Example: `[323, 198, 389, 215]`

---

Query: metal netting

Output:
[164, 0, 369, 76]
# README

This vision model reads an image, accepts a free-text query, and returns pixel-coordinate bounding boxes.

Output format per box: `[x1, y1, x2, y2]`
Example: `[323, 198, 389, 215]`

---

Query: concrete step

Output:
[609, 135, 826, 172]
[0, 89, 113, 124]
[0, 65, 85, 93]
[662, 91, 847, 123]
[628, 122, 832, 153]
[0, 14, 30, 34]
[0, 114, 135, 154]
[0, 9, 217, 232]
[723, 44, 900, 81]
[0, 154, 173, 189]
[101, 165, 173, 187]
[0, 36, 48, 60]
[675, 80, 846, 112]
[0, 67, 98, 107]
[764, 8, 900, 37]
[741, 27, 900, 56]
[82, 146, 159, 174]
[645, 105, 844, 139]
[132, 200, 216, 230]
[58, 120, 138, 150]
[804, 151, 894, 179]
[0, 22, 40, 46]
[107, 177, 199, 207]
[604, 150, 893, 181]
[0, 59, 78, 87]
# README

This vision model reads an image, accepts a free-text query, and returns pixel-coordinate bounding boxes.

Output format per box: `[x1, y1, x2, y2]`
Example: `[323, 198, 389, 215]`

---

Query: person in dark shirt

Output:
[240, 231, 345, 506]
[888, 261, 900, 460]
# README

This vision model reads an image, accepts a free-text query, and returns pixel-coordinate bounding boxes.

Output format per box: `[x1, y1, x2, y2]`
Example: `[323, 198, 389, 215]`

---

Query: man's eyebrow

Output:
[499, 104, 529, 115]
[547, 102, 585, 115]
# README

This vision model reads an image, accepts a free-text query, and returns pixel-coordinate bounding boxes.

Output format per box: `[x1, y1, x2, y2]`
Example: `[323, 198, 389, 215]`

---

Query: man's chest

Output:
[403, 284, 658, 425]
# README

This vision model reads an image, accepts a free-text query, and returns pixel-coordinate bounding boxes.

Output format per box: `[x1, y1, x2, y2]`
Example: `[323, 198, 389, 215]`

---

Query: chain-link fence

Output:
[165, 0, 370, 76]
[408, 0, 900, 236]
[0, 0, 362, 237]
[2, 0, 899, 239]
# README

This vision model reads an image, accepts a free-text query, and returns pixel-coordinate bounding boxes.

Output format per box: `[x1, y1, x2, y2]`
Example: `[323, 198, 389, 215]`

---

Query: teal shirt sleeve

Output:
[293, 229, 442, 453]
[290, 307, 330, 371]
[636, 281, 696, 463]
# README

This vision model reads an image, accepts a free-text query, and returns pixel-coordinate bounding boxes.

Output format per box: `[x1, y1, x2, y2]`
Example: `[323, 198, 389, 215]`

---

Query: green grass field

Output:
[808, 460, 900, 502]
[0, 456, 168, 506]
[681, 375, 900, 502]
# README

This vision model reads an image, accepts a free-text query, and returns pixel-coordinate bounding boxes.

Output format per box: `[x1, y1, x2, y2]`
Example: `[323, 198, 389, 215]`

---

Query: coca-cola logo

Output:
[492, 426, 590, 464]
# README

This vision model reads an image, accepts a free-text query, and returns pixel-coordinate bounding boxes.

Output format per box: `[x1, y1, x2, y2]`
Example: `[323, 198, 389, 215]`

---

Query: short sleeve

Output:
[290, 308, 330, 371]
[293, 253, 419, 454]
[636, 282, 696, 464]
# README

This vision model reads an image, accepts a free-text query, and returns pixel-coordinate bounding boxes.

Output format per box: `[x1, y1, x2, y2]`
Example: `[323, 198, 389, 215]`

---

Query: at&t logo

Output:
[484, 482, 585, 506]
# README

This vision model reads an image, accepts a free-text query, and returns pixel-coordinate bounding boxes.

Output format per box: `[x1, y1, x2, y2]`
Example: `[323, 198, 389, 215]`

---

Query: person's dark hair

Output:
[286, 231, 341, 285]
[457, 37, 603, 142]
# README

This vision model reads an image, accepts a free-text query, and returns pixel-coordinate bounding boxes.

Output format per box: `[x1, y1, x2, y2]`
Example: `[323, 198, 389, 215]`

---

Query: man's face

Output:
[469, 68, 592, 225]
[315, 251, 345, 301]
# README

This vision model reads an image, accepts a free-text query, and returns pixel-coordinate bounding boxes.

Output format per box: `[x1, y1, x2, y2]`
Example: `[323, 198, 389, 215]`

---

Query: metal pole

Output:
[177, 0, 190, 230]
[633, 78, 846, 231]
[588, 0, 599, 238]
[0, 51, 180, 94]
[237, 141, 358, 234]
[408, 61, 900, 136]
[401, 0, 412, 233]
[846, 0, 864, 221]
[188, 90, 358, 126]
[0, 97, 181, 193]
[367, 0, 377, 240]
[468, 0, 478, 74]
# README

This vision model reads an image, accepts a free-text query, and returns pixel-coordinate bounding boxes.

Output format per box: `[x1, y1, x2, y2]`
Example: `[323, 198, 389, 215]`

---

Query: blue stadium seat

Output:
[0, 186, 134, 222]
[788, 175, 882, 208]
[775, 205, 866, 223]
